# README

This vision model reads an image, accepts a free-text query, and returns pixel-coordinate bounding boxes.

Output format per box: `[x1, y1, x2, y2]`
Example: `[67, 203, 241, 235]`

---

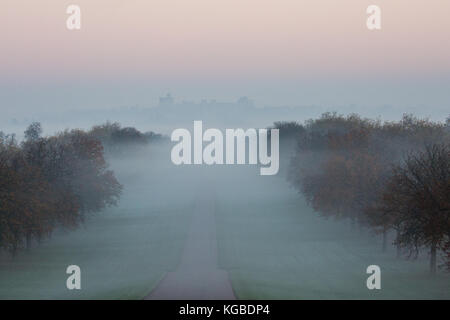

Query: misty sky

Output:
[1, 0, 449, 117]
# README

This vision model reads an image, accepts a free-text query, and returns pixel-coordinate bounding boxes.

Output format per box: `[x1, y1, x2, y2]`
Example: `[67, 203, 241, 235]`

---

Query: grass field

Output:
[0, 146, 193, 299]
[214, 169, 450, 299]
[1, 149, 449, 299]
[0, 207, 189, 299]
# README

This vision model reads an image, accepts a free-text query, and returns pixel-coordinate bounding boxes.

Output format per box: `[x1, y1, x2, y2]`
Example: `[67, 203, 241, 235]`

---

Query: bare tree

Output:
[380, 144, 450, 274]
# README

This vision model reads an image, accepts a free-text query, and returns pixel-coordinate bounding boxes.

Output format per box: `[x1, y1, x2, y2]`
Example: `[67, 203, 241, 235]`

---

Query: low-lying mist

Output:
[0, 110, 449, 299]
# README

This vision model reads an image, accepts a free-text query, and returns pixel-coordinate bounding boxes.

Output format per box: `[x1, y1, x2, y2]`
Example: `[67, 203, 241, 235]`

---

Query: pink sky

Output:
[1, 0, 450, 82]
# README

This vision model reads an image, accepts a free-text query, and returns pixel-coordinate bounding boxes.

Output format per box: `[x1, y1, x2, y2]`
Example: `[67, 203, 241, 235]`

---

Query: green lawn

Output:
[0, 147, 193, 299]
[0, 206, 191, 299]
[215, 170, 450, 299]
[1, 151, 448, 299]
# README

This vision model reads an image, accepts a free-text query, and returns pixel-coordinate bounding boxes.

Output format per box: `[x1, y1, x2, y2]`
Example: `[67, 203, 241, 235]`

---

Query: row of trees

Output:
[0, 123, 122, 256]
[88, 122, 166, 154]
[281, 113, 450, 274]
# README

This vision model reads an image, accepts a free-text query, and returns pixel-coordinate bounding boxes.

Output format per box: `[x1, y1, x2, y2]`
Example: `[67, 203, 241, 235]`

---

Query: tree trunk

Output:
[11, 232, 18, 258]
[11, 243, 17, 258]
[430, 240, 437, 275]
[395, 229, 401, 258]
[26, 232, 32, 250]
[382, 228, 387, 253]
[358, 221, 363, 235]
[350, 217, 356, 231]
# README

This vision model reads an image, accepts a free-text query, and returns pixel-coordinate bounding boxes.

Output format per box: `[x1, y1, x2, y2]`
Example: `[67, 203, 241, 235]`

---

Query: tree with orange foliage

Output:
[1, 123, 122, 256]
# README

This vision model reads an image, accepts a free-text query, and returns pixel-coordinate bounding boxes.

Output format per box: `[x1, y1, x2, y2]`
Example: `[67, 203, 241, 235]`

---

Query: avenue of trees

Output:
[0, 123, 123, 256]
[279, 113, 450, 274]
[88, 122, 166, 154]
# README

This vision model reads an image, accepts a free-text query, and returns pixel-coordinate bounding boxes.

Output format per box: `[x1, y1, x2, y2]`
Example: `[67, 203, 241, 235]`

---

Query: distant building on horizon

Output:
[158, 93, 255, 108]
[237, 96, 253, 107]
[159, 93, 174, 106]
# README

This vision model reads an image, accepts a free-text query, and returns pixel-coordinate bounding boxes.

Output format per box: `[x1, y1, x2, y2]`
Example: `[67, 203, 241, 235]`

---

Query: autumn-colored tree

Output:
[88, 122, 160, 155]
[288, 113, 449, 260]
[290, 114, 380, 225]
[42, 129, 122, 223]
[0, 123, 122, 256]
[0, 138, 55, 254]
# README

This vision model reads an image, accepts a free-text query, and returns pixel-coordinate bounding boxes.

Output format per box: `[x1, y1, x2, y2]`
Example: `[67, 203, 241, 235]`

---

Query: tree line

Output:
[0, 122, 156, 256]
[275, 113, 450, 274]
[88, 122, 167, 154]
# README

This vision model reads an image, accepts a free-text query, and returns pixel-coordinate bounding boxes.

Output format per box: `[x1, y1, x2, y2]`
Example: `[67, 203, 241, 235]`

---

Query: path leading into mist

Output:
[145, 187, 236, 300]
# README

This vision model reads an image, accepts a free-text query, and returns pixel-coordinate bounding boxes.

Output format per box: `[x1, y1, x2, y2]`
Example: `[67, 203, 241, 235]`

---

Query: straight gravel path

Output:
[145, 187, 236, 300]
